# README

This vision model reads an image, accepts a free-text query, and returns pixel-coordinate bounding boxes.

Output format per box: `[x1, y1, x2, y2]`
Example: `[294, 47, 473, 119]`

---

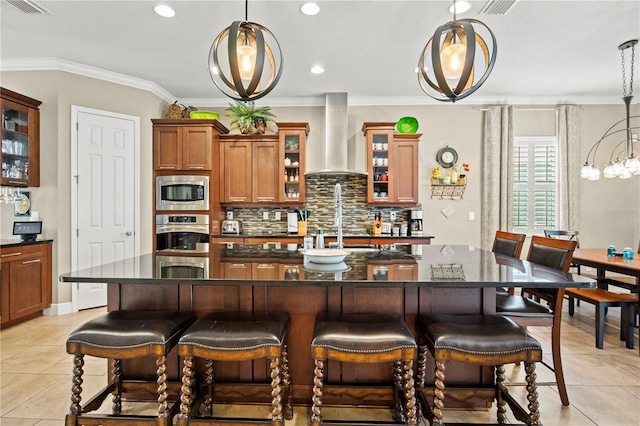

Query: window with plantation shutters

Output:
[512, 136, 557, 234]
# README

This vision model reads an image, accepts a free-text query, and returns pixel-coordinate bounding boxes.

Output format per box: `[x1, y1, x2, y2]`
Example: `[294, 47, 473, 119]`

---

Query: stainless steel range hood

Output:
[305, 93, 366, 175]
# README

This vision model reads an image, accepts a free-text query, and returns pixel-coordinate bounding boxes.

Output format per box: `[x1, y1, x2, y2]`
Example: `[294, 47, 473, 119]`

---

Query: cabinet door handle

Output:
[8, 180, 27, 186]
[257, 263, 275, 267]
[22, 259, 41, 265]
[158, 166, 176, 170]
[257, 197, 275, 201]
[397, 265, 414, 269]
[1, 252, 22, 258]
[189, 166, 204, 170]
[231, 263, 246, 267]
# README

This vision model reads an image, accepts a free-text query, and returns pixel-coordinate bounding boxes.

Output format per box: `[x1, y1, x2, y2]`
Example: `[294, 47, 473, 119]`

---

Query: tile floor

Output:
[0, 302, 638, 425]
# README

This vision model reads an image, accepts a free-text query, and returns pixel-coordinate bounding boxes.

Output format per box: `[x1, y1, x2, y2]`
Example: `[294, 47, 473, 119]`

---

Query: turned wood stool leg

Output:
[496, 364, 507, 424]
[403, 360, 418, 425]
[156, 355, 170, 425]
[394, 360, 406, 423]
[177, 356, 195, 424]
[310, 358, 324, 426]
[111, 359, 122, 414]
[432, 360, 446, 426]
[281, 344, 294, 420]
[269, 357, 284, 425]
[202, 359, 214, 416]
[525, 362, 540, 426]
[416, 344, 427, 389]
[68, 354, 84, 421]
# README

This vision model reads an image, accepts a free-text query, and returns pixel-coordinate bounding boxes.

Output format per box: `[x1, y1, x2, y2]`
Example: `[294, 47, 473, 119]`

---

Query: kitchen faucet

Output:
[334, 183, 343, 250]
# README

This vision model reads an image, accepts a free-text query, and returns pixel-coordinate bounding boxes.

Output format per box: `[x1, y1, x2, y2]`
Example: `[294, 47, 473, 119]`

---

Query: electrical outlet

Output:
[263, 211, 269, 220]
[468, 212, 475, 221]
[275, 211, 281, 221]
[390, 212, 397, 221]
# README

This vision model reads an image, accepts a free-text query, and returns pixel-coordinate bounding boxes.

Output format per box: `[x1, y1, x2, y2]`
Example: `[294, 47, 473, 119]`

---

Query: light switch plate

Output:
[275, 211, 281, 221]
[263, 211, 269, 220]
[390, 212, 397, 221]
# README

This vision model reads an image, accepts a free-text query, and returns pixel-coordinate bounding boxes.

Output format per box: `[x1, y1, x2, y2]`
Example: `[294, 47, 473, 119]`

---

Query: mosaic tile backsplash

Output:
[233, 173, 408, 235]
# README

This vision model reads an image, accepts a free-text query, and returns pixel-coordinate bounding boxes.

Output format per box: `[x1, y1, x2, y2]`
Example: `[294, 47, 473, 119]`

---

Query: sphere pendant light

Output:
[209, 0, 283, 101]
[418, 0, 497, 102]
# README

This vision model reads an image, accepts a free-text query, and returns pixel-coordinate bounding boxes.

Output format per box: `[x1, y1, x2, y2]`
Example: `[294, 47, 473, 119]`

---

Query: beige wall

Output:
[1, 70, 166, 305]
[1, 69, 639, 310]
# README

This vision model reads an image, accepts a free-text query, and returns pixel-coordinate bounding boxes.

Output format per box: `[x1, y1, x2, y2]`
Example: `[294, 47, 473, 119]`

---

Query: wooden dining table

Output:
[572, 248, 640, 289]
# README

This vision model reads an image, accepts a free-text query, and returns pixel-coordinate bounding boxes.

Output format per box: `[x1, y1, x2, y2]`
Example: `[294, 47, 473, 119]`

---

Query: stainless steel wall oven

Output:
[155, 255, 209, 279]
[156, 214, 210, 253]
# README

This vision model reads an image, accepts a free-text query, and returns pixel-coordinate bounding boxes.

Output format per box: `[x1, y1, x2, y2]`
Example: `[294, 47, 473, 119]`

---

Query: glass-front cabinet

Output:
[278, 122, 309, 204]
[363, 122, 420, 206]
[1, 88, 41, 187]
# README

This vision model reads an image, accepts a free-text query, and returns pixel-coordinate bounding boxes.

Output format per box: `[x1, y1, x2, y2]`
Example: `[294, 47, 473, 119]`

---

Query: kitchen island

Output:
[60, 243, 595, 408]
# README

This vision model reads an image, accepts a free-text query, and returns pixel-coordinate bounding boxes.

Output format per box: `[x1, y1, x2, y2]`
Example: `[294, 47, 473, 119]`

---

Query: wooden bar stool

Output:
[310, 312, 419, 425]
[176, 311, 292, 426]
[65, 310, 196, 426]
[416, 314, 543, 426]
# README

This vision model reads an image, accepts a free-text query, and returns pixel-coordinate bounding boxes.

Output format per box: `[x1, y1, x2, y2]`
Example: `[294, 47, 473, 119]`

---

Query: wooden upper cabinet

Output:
[393, 134, 420, 204]
[252, 140, 279, 203]
[1, 87, 41, 187]
[220, 123, 309, 206]
[220, 135, 280, 204]
[221, 140, 252, 203]
[278, 122, 309, 204]
[362, 122, 420, 206]
[152, 119, 228, 172]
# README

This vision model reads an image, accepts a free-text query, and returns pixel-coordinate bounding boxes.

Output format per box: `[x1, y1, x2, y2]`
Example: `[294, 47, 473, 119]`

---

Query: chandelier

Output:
[208, 0, 283, 101]
[417, 0, 497, 102]
[581, 39, 639, 180]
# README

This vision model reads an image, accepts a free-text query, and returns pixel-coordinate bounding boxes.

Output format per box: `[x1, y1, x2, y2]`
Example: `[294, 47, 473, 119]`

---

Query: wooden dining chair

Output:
[495, 235, 577, 406]
[492, 230, 527, 259]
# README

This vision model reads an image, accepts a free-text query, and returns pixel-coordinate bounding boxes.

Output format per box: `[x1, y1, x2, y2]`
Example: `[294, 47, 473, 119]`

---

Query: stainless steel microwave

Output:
[156, 175, 209, 211]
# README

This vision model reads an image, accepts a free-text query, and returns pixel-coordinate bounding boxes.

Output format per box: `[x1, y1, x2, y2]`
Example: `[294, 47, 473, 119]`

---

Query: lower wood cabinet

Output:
[1, 241, 52, 327]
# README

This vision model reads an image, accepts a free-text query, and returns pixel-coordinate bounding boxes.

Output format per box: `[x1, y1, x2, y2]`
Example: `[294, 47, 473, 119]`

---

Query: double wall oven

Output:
[155, 175, 211, 276]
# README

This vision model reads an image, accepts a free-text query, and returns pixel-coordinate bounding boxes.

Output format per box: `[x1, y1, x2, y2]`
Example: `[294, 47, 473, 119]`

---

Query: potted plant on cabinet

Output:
[225, 101, 276, 134]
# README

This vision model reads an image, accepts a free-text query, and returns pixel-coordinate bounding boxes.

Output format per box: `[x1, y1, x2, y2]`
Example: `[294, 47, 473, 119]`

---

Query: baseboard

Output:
[44, 302, 74, 316]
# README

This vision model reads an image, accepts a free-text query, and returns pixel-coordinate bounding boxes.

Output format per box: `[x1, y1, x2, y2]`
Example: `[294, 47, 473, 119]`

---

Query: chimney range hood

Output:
[305, 93, 366, 175]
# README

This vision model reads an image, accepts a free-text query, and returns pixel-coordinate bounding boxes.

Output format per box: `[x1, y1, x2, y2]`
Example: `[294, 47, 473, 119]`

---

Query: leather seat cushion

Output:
[179, 311, 289, 351]
[311, 312, 416, 353]
[495, 293, 553, 318]
[493, 238, 521, 257]
[67, 310, 195, 354]
[417, 313, 541, 355]
[528, 244, 569, 270]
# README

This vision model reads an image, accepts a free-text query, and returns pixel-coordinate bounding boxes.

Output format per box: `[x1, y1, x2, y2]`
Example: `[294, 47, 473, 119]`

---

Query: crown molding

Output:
[0, 58, 175, 103]
[1, 57, 634, 107]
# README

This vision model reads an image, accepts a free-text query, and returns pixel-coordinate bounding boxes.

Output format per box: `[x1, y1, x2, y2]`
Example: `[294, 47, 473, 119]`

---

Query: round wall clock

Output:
[436, 146, 458, 168]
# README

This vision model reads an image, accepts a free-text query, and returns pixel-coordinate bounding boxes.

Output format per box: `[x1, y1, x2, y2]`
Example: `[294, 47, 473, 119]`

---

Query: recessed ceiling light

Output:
[300, 2, 320, 16]
[154, 4, 175, 18]
[449, 1, 471, 14]
[310, 65, 325, 74]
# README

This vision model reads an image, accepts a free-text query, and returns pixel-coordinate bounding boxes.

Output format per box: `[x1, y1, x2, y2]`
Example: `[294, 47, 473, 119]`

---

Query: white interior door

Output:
[71, 106, 139, 311]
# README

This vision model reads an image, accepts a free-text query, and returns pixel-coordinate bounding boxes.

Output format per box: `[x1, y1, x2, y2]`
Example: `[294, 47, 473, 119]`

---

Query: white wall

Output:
[1, 69, 638, 308]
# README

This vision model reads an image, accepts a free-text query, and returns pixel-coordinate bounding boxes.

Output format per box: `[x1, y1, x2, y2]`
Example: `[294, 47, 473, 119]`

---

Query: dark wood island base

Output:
[62, 244, 596, 418]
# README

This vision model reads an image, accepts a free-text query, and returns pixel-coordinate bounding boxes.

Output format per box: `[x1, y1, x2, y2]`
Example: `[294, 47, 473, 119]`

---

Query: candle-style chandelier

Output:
[208, 0, 283, 101]
[581, 39, 639, 180]
[417, 0, 497, 102]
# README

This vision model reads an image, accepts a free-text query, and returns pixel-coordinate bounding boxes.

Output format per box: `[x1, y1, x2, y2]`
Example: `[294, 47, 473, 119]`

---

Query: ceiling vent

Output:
[480, 0, 518, 15]
[6, 0, 52, 14]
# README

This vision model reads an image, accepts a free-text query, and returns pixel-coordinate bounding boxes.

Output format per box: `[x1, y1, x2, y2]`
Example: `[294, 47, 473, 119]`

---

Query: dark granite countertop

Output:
[0, 239, 54, 248]
[61, 244, 596, 289]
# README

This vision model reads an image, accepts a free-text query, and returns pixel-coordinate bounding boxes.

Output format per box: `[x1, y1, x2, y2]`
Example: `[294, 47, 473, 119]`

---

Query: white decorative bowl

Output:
[304, 249, 350, 264]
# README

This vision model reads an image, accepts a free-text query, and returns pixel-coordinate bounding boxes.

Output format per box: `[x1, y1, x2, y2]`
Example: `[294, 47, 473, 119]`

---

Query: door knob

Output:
[124, 231, 133, 236]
